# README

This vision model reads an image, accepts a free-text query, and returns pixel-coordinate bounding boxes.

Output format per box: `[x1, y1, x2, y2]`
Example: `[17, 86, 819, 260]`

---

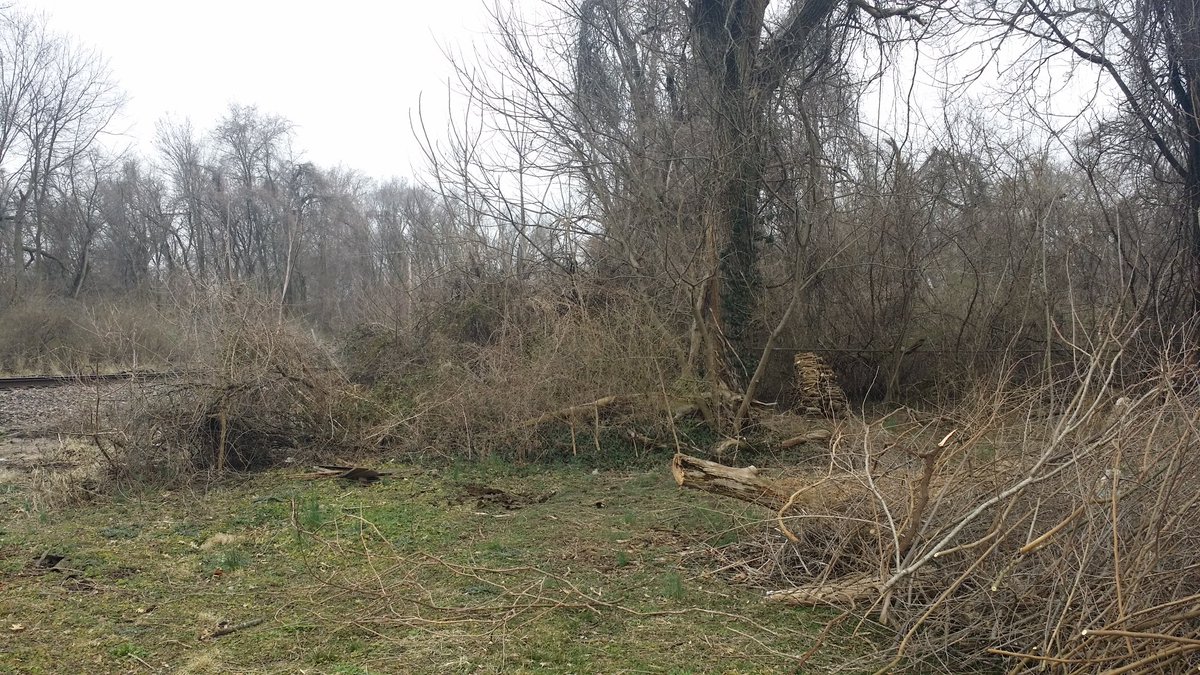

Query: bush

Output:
[345, 289, 691, 461]
[101, 287, 378, 482]
[727, 339, 1200, 671]
[0, 293, 185, 373]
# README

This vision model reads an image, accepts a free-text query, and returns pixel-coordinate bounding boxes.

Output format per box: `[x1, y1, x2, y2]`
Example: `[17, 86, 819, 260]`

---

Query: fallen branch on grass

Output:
[765, 573, 882, 607]
[202, 617, 265, 640]
[299, 465, 392, 485]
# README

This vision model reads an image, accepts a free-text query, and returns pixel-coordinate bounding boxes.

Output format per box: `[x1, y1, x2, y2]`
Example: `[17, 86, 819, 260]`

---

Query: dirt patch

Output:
[457, 483, 556, 510]
[0, 437, 67, 471]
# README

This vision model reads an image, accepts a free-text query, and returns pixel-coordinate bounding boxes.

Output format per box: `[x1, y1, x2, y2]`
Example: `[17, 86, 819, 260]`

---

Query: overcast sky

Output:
[13, 0, 1101, 187]
[16, 0, 493, 180]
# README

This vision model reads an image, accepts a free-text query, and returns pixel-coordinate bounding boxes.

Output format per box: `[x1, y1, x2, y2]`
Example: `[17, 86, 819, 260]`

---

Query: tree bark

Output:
[688, 0, 842, 381]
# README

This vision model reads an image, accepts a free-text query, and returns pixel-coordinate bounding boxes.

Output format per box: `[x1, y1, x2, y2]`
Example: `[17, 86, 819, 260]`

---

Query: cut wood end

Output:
[937, 429, 958, 448]
[670, 453, 686, 486]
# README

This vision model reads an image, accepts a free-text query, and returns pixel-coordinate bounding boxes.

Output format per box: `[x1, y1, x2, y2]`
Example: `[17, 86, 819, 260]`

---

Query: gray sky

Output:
[15, 0, 1101, 185]
[17, 0, 492, 180]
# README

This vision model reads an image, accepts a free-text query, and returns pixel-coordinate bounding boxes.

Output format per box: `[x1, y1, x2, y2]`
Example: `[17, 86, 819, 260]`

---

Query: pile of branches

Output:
[101, 289, 378, 481]
[341, 292, 693, 460]
[678, 341, 1200, 672]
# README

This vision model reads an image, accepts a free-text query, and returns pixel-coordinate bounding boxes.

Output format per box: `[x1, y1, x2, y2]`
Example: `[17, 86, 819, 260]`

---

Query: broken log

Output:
[671, 453, 861, 536]
[765, 573, 882, 608]
[301, 465, 392, 485]
[671, 453, 792, 511]
[779, 429, 832, 448]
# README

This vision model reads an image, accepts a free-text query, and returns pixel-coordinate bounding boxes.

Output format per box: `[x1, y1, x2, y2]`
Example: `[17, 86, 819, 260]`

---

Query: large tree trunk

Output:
[10, 187, 31, 297]
[688, 0, 841, 386]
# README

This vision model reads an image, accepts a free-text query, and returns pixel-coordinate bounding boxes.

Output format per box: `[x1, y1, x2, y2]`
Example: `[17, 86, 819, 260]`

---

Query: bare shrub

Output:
[349, 288, 690, 460]
[100, 287, 376, 483]
[721, 332, 1200, 671]
[0, 292, 186, 373]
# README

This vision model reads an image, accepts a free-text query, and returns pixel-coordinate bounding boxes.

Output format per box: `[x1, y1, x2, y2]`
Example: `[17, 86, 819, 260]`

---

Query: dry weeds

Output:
[702, 332, 1200, 672]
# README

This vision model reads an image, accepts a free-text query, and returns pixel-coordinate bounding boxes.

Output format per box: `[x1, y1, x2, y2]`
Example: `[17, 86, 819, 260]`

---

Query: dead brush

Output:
[712, 337, 1200, 672]
[383, 291, 689, 460]
[862, 347, 1200, 673]
[99, 287, 381, 483]
[23, 438, 114, 510]
[0, 292, 186, 374]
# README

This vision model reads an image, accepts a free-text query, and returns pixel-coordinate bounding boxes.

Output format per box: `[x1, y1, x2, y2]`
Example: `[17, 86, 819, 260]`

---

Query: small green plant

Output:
[712, 530, 738, 547]
[615, 550, 630, 567]
[99, 524, 140, 540]
[223, 547, 250, 566]
[345, 639, 366, 653]
[109, 643, 148, 659]
[299, 493, 325, 531]
[205, 542, 249, 569]
[463, 583, 501, 596]
[662, 572, 685, 599]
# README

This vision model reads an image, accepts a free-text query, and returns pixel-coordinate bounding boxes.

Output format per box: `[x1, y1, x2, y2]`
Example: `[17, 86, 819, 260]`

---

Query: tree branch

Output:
[848, 0, 925, 24]
[753, 0, 841, 94]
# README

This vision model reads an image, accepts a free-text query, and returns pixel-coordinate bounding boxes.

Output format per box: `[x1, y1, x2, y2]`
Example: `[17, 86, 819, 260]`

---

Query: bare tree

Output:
[0, 10, 122, 300]
[984, 0, 1200, 316]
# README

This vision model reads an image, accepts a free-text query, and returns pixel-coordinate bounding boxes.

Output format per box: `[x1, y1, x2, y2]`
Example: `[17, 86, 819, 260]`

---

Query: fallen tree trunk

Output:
[670, 453, 792, 511]
[671, 452, 861, 515]
[518, 396, 622, 428]
[765, 573, 882, 608]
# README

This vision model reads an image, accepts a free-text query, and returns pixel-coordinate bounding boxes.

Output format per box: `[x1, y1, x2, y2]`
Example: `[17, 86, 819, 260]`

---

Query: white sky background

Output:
[16, 0, 495, 181]
[862, 17, 1110, 162]
[15, 0, 1107, 186]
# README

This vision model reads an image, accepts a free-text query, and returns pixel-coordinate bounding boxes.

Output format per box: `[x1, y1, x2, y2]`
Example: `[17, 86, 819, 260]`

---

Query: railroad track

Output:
[0, 371, 170, 390]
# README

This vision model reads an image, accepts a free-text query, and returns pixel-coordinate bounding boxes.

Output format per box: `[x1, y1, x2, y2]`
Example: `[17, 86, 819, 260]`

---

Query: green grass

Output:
[0, 460, 886, 673]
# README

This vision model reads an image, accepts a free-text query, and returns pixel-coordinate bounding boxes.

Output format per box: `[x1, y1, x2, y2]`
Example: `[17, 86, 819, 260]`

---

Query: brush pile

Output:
[679, 343, 1200, 672]
[103, 289, 376, 481]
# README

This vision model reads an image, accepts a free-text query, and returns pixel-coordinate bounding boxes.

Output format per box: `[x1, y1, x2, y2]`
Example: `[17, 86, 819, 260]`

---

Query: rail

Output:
[0, 371, 170, 390]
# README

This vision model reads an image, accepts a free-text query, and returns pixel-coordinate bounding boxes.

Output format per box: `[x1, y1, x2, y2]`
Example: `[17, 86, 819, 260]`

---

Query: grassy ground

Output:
[0, 456, 887, 674]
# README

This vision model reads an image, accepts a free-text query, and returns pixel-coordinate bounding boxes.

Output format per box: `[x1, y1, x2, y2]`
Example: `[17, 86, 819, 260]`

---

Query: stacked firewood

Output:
[789, 352, 848, 417]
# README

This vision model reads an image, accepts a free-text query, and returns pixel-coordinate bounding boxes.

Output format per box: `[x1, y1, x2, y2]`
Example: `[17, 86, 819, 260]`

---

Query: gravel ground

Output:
[0, 382, 132, 470]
